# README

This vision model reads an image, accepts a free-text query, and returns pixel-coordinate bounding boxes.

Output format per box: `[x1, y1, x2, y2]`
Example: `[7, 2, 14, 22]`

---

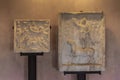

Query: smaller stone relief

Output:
[14, 19, 50, 53]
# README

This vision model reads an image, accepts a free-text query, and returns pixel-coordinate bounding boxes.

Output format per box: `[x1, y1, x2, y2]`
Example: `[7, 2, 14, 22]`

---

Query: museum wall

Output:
[0, 0, 120, 80]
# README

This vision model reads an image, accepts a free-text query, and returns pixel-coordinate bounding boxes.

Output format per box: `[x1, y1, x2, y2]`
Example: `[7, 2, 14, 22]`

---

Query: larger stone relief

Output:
[58, 12, 105, 71]
[14, 19, 50, 53]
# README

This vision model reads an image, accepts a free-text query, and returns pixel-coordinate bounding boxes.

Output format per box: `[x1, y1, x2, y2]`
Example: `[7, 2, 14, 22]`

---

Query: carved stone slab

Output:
[14, 19, 50, 53]
[58, 12, 105, 71]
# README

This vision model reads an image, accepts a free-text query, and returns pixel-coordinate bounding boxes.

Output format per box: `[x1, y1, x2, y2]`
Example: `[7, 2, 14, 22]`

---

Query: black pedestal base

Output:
[20, 53, 44, 80]
[64, 71, 101, 80]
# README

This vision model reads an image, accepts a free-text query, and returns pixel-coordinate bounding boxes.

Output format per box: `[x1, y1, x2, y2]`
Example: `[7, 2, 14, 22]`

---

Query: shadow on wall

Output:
[105, 28, 118, 72]
[51, 25, 59, 70]
[10, 26, 14, 51]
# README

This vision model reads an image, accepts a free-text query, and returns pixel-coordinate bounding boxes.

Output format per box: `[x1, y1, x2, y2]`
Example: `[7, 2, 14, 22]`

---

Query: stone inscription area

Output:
[59, 12, 105, 71]
[14, 19, 50, 53]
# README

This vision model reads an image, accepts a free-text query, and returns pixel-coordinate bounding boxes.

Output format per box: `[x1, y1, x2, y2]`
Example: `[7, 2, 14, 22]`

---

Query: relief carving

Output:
[59, 12, 105, 71]
[14, 19, 50, 53]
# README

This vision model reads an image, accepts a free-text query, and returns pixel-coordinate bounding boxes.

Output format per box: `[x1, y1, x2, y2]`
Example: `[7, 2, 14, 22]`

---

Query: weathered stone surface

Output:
[14, 19, 50, 53]
[58, 12, 105, 71]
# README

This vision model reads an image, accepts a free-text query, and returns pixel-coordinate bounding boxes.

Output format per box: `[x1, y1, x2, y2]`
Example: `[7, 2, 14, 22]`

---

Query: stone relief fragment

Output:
[14, 19, 50, 53]
[59, 12, 105, 71]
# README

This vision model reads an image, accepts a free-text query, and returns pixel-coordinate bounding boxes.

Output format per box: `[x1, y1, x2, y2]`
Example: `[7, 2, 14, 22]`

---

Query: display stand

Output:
[20, 52, 44, 80]
[64, 71, 101, 80]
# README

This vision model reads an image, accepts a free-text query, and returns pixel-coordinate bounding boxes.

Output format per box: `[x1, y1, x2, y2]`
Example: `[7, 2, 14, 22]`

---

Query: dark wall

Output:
[0, 0, 120, 80]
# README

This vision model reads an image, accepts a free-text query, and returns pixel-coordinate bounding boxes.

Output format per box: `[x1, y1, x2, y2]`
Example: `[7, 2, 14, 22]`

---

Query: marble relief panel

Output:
[14, 19, 50, 53]
[58, 12, 105, 71]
